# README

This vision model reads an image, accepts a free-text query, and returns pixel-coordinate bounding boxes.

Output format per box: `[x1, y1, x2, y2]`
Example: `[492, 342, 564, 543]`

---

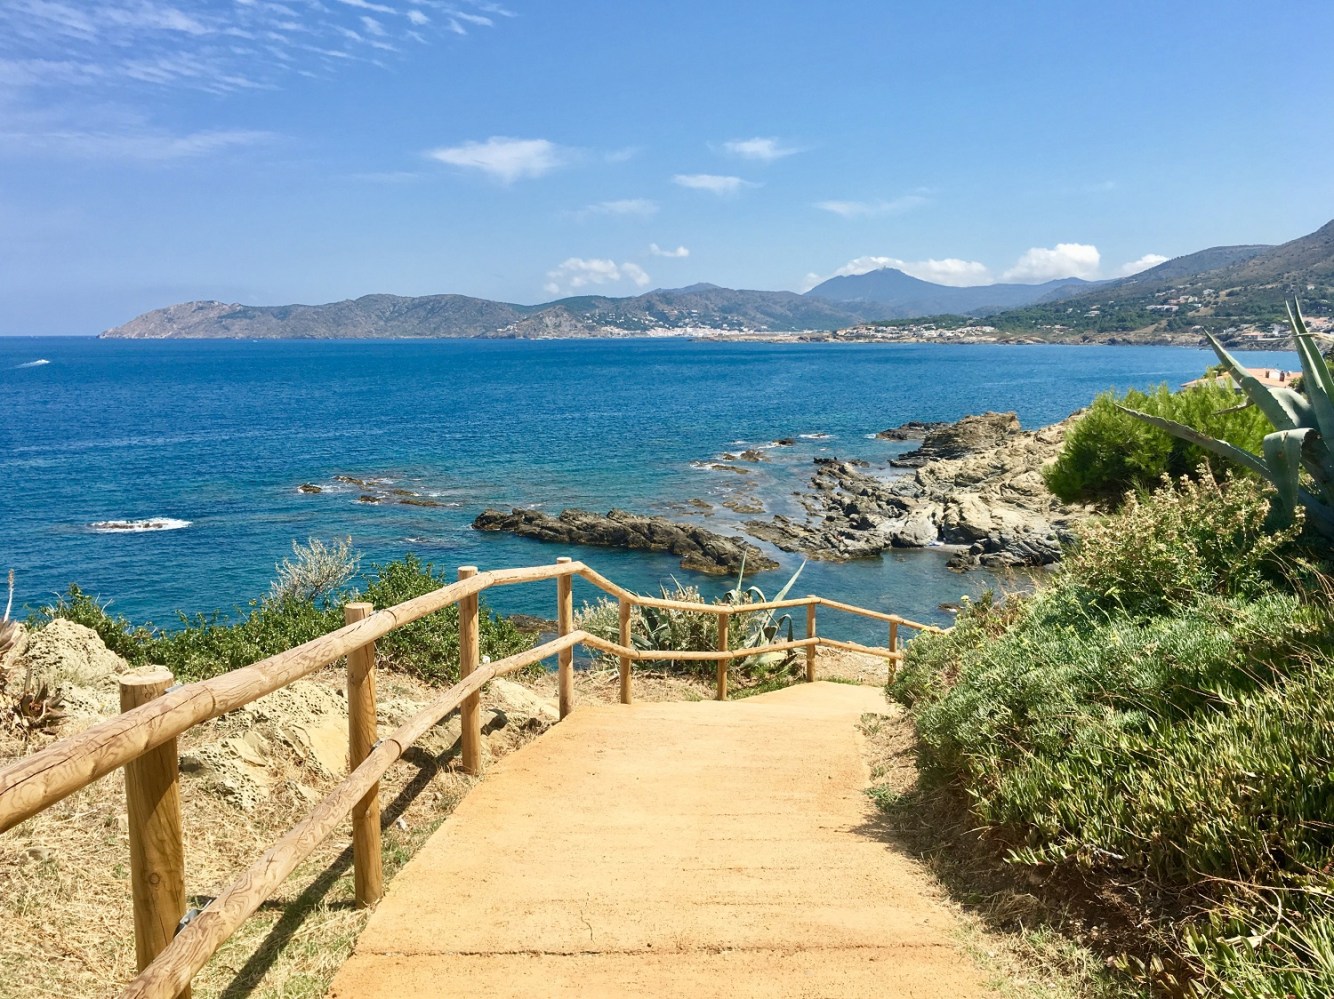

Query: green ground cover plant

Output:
[29, 546, 531, 685]
[890, 473, 1334, 995]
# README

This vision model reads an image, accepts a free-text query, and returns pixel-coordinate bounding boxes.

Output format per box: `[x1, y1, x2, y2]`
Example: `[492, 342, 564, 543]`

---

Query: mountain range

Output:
[101, 219, 1334, 340]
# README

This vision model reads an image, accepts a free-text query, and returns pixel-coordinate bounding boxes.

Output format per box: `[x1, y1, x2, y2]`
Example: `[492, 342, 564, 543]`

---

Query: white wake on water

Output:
[15, 359, 50, 368]
[90, 518, 192, 533]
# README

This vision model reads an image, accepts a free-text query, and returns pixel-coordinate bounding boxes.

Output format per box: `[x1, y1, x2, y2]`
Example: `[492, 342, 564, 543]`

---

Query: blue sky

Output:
[2, 0, 1331, 334]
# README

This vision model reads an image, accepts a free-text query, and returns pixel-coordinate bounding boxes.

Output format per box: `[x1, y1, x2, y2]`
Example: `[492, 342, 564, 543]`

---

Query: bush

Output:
[1062, 471, 1301, 616]
[30, 553, 533, 685]
[1044, 381, 1271, 505]
[575, 575, 804, 686]
[890, 474, 1334, 993]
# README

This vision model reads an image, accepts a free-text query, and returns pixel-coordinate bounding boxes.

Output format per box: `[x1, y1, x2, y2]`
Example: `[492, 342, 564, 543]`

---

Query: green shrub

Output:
[1062, 471, 1301, 616]
[30, 553, 532, 685]
[890, 473, 1334, 993]
[1044, 381, 1271, 505]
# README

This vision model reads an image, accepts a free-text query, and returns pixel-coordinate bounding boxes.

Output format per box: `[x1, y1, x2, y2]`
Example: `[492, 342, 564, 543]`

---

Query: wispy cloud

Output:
[722, 137, 800, 162]
[571, 198, 658, 219]
[673, 173, 755, 196]
[428, 136, 565, 183]
[0, 0, 515, 96]
[815, 195, 928, 219]
[649, 243, 689, 258]
[0, 120, 274, 162]
[544, 257, 651, 296]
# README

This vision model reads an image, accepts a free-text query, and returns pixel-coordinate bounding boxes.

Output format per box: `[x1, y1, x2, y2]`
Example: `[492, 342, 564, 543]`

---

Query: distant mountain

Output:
[980, 219, 1334, 336]
[805, 268, 1098, 317]
[102, 219, 1334, 340]
[102, 286, 883, 339]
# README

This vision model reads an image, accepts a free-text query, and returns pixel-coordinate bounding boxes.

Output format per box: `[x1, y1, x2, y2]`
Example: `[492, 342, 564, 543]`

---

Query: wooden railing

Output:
[0, 559, 943, 999]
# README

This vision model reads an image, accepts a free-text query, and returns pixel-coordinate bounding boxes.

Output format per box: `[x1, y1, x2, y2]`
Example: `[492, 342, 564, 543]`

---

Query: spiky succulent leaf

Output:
[1202, 330, 1307, 431]
[1288, 301, 1334, 447]
[1261, 429, 1312, 520]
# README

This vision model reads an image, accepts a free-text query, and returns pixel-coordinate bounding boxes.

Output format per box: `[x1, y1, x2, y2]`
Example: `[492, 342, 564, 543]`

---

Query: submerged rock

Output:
[472, 508, 777, 574]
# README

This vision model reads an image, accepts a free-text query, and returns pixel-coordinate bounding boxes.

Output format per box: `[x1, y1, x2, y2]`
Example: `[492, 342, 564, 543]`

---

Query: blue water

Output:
[0, 337, 1297, 645]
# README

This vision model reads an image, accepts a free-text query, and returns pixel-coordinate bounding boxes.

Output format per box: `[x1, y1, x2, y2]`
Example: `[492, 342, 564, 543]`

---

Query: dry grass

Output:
[857, 709, 1138, 999]
[0, 665, 552, 999]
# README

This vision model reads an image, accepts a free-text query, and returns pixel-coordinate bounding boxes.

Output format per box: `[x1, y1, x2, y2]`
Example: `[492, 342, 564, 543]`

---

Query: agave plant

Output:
[721, 556, 806, 671]
[1120, 301, 1334, 541]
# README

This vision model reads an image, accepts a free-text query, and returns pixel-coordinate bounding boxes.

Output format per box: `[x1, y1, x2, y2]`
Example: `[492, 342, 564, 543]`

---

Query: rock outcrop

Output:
[472, 508, 777, 574]
[744, 414, 1086, 570]
[889, 411, 1022, 467]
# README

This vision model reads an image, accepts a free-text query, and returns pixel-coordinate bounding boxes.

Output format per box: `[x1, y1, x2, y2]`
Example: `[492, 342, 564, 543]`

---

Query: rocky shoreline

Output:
[472, 508, 776, 575]
[740, 412, 1088, 570]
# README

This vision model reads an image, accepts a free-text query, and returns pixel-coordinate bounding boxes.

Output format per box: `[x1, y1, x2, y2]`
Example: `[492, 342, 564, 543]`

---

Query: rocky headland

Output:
[742, 412, 1087, 570]
[472, 508, 777, 574]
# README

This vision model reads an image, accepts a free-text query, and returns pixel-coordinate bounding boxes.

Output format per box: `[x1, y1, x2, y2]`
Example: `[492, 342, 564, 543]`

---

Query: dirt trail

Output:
[328, 681, 997, 998]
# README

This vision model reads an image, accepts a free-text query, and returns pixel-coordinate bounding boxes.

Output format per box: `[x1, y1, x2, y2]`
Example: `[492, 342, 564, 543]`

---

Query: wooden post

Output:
[618, 596, 633, 705]
[344, 602, 383, 908]
[556, 557, 574, 719]
[120, 669, 190, 998]
[806, 601, 817, 682]
[716, 610, 730, 701]
[888, 618, 899, 657]
[457, 567, 482, 776]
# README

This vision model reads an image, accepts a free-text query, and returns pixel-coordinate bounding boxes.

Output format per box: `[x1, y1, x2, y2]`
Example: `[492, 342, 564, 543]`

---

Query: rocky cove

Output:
[470, 411, 1087, 575]
[744, 413, 1086, 569]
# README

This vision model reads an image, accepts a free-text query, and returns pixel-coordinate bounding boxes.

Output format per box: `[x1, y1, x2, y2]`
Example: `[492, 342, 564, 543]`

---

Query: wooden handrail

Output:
[0, 556, 942, 998]
[0, 561, 585, 833]
[122, 632, 586, 999]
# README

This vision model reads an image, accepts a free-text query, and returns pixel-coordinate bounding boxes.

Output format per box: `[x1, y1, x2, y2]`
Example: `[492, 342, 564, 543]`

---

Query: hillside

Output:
[975, 220, 1334, 339]
[806, 268, 1097, 316]
[102, 285, 887, 339]
[102, 219, 1334, 341]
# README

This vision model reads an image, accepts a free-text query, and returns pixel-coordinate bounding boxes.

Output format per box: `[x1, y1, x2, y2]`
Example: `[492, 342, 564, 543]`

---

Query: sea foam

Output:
[15, 359, 50, 369]
[90, 518, 192, 533]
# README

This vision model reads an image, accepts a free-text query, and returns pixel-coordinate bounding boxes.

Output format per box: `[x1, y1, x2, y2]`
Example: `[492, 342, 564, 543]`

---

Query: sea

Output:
[0, 336, 1298, 646]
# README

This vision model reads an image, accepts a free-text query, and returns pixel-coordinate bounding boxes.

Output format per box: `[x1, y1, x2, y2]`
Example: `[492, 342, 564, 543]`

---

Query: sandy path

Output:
[328, 681, 996, 998]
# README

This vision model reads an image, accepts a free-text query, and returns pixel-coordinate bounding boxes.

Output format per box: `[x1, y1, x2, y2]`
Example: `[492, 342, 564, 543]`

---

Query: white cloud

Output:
[815, 195, 928, 219]
[722, 137, 799, 162]
[1117, 253, 1169, 277]
[649, 243, 689, 258]
[673, 173, 754, 195]
[544, 258, 653, 296]
[802, 255, 993, 292]
[1002, 243, 1101, 282]
[407, 10, 429, 26]
[574, 198, 658, 219]
[428, 136, 564, 183]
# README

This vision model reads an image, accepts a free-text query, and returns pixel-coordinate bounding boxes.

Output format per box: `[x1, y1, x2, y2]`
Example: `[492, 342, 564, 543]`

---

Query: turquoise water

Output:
[0, 337, 1297, 645]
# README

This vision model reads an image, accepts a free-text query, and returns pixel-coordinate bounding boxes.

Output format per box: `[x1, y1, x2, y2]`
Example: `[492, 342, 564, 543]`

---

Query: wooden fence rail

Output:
[0, 558, 945, 999]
